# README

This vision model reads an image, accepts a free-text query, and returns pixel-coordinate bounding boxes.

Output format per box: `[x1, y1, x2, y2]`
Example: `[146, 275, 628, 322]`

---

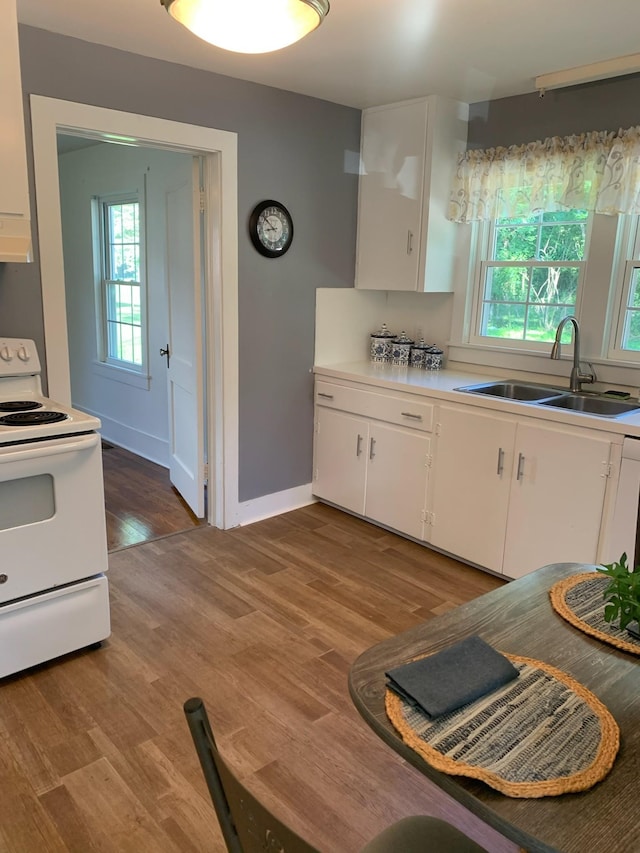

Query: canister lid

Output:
[393, 330, 414, 344]
[371, 322, 396, 339]
[412, 338, 430, 350]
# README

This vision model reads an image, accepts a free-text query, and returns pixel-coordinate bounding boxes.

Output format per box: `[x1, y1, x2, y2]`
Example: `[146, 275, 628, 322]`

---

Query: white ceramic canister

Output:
[409, 338, 430, 369]
[391, 331, 414, 366]
[370, 323, 396, 363]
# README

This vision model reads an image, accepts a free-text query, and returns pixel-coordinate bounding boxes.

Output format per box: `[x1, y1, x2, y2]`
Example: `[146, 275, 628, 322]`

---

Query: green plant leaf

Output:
[598, 553, 640, 630]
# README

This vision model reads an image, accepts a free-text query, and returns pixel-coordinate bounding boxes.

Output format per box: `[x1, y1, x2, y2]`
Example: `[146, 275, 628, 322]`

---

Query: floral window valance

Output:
[448, 126, 640, 223]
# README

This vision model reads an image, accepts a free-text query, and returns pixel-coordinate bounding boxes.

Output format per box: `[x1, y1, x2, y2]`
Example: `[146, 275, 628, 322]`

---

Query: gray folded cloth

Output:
[386, 635, 519, 719]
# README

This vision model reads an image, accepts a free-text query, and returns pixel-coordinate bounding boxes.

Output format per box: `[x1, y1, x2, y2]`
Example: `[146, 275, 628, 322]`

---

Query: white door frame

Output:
[30, 95, 240, 529]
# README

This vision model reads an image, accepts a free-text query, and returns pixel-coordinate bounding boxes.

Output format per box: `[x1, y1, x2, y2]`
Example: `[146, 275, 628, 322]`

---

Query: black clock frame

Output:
[249, 200, 294, 258]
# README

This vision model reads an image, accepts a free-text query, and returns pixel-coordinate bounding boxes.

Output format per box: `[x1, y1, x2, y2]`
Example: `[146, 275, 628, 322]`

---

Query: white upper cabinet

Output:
[0, 0, 32, 262]
[355, 96, 468, 292]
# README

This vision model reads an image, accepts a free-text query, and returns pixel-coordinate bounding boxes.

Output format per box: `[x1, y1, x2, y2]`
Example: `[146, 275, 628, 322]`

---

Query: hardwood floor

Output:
[102, 443, 205, 551]
[0, 504, 518, 853]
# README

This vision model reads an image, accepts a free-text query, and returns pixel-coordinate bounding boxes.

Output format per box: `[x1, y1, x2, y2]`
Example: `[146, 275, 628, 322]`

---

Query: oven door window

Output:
[0, 473, 55, 531]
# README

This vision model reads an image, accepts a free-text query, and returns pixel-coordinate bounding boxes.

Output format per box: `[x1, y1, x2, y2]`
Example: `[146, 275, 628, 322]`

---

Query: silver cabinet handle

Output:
[317, 392, 334, 399]
[369, 437, 376, 460]
[356, 434, 363, 457]
[496, 447, 504, 476]
[516, 452, 525, 481]
[401, 412, 422, 420]
[407, 230, 414, 255]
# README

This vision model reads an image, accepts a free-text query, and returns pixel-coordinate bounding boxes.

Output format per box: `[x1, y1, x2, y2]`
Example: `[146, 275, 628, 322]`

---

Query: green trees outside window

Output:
[480, 210, 588, 343]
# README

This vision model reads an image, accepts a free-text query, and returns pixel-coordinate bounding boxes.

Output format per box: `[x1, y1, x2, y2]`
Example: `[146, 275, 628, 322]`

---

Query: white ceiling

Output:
[17, 0, 640, 108]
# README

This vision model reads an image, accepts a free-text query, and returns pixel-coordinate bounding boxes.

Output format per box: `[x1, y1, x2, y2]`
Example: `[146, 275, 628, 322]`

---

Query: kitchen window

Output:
[449, 125, 640, 384]
[95, 193, 147, 374]
[609, 214, 640, 361]
[470, 209, 589, 350]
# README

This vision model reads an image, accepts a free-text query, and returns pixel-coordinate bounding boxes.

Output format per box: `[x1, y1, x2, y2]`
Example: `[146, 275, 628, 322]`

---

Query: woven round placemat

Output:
[386, 653, 619, 798]
[549, 573, 640, 655]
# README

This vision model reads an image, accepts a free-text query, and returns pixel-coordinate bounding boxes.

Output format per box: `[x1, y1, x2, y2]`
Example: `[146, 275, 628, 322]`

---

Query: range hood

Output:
[0, 218, 32, 263]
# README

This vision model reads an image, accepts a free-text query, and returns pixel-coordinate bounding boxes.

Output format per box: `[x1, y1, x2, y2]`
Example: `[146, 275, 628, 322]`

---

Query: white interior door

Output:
[165, 159, 205, 517]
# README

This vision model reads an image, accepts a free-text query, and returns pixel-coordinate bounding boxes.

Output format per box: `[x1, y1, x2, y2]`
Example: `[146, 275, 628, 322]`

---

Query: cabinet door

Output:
[355, 100, 427, 291]
[503, 424, 611, 579]
[313, 407, 368, 514]
[430, 405, 516, 572]
[0, 0, 30, 220]
[365, 423, 430, 540]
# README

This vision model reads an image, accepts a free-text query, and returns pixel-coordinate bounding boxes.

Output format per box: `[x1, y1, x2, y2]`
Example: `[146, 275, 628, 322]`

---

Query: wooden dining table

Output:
[348, 562, 639, 853]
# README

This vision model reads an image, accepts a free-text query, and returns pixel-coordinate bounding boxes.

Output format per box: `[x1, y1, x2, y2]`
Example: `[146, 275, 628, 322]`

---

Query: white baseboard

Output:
[79, 406, 170, 468]
[237, 483, 316, 527]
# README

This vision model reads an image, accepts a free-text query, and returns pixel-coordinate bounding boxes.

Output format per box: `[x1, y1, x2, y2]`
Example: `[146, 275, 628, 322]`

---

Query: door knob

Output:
[160, 344, 170, 367]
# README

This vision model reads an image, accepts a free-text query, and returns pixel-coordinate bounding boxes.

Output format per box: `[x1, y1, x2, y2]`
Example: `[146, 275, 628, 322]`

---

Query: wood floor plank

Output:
[61, 757, 183, 852]
[0, 503, 517, 853]
[39, 785, 103, 853]
[102, 444, 204, 551]
[0, 729, 67, 852]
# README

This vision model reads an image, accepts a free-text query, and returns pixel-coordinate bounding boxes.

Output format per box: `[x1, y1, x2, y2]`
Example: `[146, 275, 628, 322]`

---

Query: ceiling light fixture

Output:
[535, 52, 640, 94]
[160, 0, 330, 54]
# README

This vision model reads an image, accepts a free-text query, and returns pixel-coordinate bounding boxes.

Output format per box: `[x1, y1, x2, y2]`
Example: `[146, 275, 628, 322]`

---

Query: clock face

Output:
[249, 201, 294, 258]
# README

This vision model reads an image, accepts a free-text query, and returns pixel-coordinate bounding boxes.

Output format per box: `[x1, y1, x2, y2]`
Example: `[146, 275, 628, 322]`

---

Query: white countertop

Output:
[313, 361, 640, 440]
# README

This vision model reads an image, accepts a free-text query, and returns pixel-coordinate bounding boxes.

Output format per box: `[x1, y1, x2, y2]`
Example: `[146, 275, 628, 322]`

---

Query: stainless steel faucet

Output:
[550, 316, 595, 393]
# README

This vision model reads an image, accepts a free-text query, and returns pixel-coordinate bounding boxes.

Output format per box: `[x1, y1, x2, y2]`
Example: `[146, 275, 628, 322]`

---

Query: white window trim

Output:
[449, 212, 640, 392]
[608, 214, 640, 363]
[467, 213, 591, 353]
[92, 191, 150, 379]
[91, 359, 151, 390]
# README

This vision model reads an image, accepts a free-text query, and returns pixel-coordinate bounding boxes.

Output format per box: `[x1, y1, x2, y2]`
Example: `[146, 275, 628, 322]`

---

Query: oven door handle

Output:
[0, 432, 99, 463]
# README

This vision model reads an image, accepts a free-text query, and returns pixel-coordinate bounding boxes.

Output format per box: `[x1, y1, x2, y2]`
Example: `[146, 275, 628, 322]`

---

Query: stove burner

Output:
[0, 400, 43, 412]
[0, 410, 68, 426]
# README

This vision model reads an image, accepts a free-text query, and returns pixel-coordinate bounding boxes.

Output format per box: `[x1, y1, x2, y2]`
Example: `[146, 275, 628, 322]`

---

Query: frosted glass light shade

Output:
[161, 0, 330, 54]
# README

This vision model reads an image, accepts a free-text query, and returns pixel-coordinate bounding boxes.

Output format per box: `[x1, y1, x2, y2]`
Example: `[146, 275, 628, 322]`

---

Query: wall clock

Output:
[249, 200, 294, 258]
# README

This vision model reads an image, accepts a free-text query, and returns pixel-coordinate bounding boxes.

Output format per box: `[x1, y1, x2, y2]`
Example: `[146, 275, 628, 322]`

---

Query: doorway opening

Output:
[30, 96, 241, 530]
[57, 135, 206, 524]
[56, 133, 208, 546]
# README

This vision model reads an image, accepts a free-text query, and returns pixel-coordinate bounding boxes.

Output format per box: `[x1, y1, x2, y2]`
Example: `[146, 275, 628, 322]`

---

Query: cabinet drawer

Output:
[315, 381, 433, 432]
[315, 381, 374, 416]
[372, 395, 434, 432]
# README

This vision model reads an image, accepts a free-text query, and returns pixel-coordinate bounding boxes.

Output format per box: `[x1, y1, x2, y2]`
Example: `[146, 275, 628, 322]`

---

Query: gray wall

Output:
[4, 25, 361, 504]
[469, 73, 640, 149]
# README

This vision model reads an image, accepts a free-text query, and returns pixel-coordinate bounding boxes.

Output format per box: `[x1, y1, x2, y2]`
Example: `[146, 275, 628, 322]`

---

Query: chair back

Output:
[184, 697, 319, 853]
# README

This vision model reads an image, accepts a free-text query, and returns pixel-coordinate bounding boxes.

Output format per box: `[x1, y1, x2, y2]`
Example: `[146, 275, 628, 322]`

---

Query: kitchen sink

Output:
[455, 381, 640, 418]
[537, 395, 640, 418]
[455, 381, 566, 401]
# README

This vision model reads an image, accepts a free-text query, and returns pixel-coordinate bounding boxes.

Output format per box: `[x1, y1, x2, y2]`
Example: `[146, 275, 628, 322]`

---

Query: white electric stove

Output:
[0, 338, 110, 678]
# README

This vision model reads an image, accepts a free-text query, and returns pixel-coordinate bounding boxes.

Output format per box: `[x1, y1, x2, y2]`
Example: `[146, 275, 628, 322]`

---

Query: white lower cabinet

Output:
[364, 422, 430, 540]
[502, 422, 611, 579]
[313, 407, 368, 515]
[427, 406, 516, 572]
[429, 404, 614, 578]
[313, 386, 432, 540]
